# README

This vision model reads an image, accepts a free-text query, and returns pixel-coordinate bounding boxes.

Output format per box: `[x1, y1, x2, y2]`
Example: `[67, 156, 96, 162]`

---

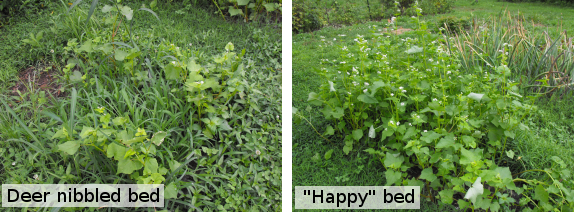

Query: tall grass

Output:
[447, 10, 573, 98]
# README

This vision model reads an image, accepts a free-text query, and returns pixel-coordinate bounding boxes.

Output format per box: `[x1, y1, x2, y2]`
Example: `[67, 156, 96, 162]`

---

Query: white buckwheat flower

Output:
[363, 89, 368, 93]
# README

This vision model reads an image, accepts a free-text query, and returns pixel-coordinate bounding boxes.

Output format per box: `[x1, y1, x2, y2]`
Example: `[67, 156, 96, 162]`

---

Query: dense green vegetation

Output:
[292, 0, 573, 211]
[0, 1, 281, 211]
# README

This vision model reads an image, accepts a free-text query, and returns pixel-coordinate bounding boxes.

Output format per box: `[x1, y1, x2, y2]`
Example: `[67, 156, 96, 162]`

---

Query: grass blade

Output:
[138, 8, 160, 21]
[86, 0, 99, 26]
[67, 0, 84, 12]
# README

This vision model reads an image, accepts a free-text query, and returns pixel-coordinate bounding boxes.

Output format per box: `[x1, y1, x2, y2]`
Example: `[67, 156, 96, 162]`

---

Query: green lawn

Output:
[292, 0, 573, 210]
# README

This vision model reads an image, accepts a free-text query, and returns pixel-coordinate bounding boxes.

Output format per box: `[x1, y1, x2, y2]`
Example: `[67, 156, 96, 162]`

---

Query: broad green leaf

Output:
[460, 148, 482, 165]
[115, 49, 128, 61]
[121, 6, 134, 20]
[124, 135, 146, 145]
[324, 149, 334, 160]
[505, 150, 514, 159]
[164, 182, 178, 199]
[343, 143, 352, 155]
[102, 5, 114, 13]
[112, 117, 127, 126]
[228, 7, 243, 16]
[79, 126, 96, 138]
[164, 64, 180, 80]
[79, 39, 94, 53]
[324, 125, 334, 136]
[420, 131, 441, 143]
[402, 127, 416, 140]
[263, 3, 277, 12]
[58, 141, 80, 155]
[419, 167, 437, 182]
[124, 148, 137, 159]
[384, 152, 404, 169]
[143, 158, 158, 175]
[117, 158, 143, 174]
[107, 143, 127, 160]
[504, 130, 515, 139]
[534, 184, 549, 203]
[405, 45, 423, 54]
[385, 169, 402, 186]
[436, 136, 455, 149]
[357, 94, 378, 103]
[69, 71, 83, 83]
[331, 107, 344, 119]
[169, 160, 181, 172]
[307, 92, 322, 106]
[439, 189, 454, 204]
[151, 131, 167, 146]
[467, 93, 484, 102]
[237, 0, 250, 6]
[225, 42, 234, 51]
[352, 129, 363, 141]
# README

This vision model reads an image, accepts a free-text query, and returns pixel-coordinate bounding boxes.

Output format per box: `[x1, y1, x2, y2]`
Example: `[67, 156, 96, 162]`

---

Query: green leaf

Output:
[164, 64, 180, 80]
[357, 94, 378, 103]
[534, 184, 549, 203]
[503, 130, 515, 139]
[164, 182, 178, 199]
[460, 148, 482, 165]
[436, 136, 455, 149]
[151, 131, 167, 146]
[352, 129, 363, 141]
[342, 143, 352, 155]
[439, 189, 454, 204]
[107, 143, 126, 160]
[324, 149, 334, 160]
[117, 158, 143, 174]
[121, 5, 134, 20]
[419, 167, 437, 182]
[405, 45, 423, 54]
[112, 117, 127, 126]
[420, 131, 441, 143]
[228, 7, 243, 16]
[79, 126, 96, 139]
[79, 39, 94, 53]
[402, 127, 416, 140]
[237, 0, 250, 6]
[143, 158, 158, 175]
[102, 5, 114, 13]
[58, 141, 81, 155]
[69, 71, 83, 83]
[467, 92, 485, 102]
[385, 169, 402, 186]
[505, 150, 514, 159]
[115, 49, 128, 61]
[384, 152, 404, 169]
[225, 42, 234, 51]
[324, 125, 334, 136]
[263, 3, 277, 12]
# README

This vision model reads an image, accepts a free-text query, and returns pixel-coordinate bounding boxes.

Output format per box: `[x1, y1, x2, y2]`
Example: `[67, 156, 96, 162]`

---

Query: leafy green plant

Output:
[53, 107, 174, 186]
[294, 6, 573, 211]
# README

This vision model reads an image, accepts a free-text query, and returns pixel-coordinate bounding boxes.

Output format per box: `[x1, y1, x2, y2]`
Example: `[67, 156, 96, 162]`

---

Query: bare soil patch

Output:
[10, 64, 64, 100]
